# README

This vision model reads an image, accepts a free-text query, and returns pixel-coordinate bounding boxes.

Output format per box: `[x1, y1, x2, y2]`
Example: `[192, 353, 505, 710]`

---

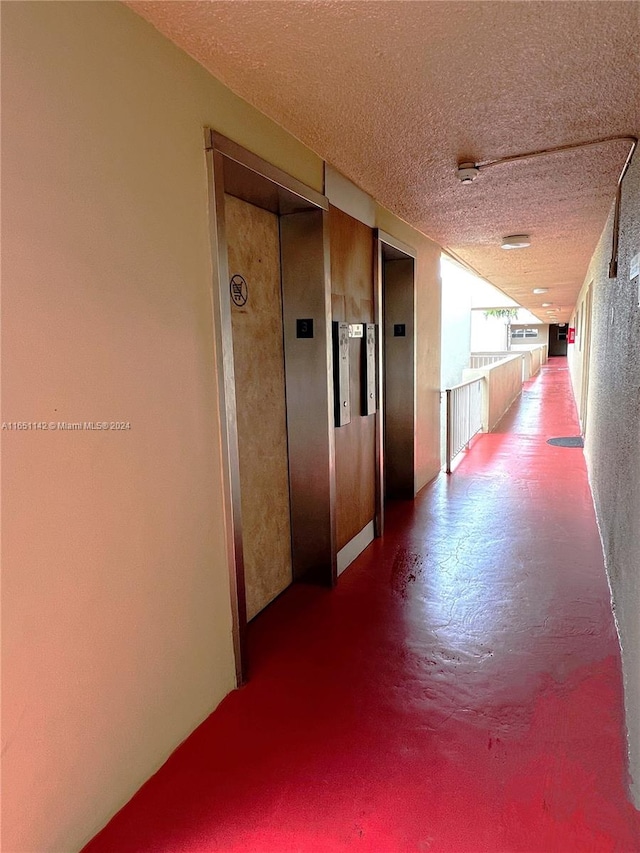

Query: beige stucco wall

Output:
[2, 3, 443, 850]
[1, 3, 318, 852]
[568, 153, 640, 808]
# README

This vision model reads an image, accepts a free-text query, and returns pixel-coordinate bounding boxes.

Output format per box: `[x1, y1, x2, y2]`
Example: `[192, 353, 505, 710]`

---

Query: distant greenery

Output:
[483, 308, 519, 319]
[483, 308, 519, 350]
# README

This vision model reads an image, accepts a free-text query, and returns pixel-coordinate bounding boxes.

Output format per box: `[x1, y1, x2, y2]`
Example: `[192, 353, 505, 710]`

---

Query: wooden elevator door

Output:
[225, 194, 293, 620]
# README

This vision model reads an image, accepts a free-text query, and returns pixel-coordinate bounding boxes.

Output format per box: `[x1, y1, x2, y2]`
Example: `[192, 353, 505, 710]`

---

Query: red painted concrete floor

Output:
[85, 359, 640, 852]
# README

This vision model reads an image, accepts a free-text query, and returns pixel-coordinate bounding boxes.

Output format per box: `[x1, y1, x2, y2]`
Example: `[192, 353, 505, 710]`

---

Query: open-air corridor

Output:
[84, 359, 640, 852]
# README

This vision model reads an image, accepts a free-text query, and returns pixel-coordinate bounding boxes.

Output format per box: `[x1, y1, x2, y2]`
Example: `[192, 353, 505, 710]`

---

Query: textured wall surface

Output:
[569, 153, 640, 806]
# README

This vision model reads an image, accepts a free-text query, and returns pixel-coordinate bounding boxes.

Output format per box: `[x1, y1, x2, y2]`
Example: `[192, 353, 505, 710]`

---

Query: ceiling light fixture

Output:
[533, 288, 548, 294]
[456, 134, 637, 277]
[542, 302, 552, 307]
[456, 162, 480, 184]
[501, 234, 531, 250]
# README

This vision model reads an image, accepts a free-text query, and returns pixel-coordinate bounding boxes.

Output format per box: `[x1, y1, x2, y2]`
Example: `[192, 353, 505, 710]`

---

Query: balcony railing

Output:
[444, 348, 548, 473]
[469, 344, 548, 381]
[444, 377, 483, 474]
[469, 353, 507, 369]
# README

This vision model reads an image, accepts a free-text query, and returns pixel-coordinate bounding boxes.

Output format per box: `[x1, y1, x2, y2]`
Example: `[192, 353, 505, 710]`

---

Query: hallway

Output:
[84, 360, 639, 852]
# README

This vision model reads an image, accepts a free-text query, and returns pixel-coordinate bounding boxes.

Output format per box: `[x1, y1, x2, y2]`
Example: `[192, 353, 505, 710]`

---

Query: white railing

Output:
[470, 344, 548, 381]
[469, 354, 507, 369]
[463, 354, 523, 433]
[445, 377, 483, 474]
[445, 346, 549, 473]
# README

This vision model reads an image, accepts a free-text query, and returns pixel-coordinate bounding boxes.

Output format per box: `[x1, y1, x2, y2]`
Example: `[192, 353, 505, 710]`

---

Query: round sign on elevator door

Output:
[230, 274, 248, 307]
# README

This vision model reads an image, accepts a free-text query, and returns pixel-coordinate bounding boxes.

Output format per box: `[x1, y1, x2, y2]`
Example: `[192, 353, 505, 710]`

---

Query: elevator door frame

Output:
[374, 231, 417, 529]
[205, 130, 336, 684]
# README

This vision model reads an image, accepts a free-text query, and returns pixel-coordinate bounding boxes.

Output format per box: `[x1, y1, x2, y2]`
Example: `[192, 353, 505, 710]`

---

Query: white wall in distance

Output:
[440, 256, 473, 389]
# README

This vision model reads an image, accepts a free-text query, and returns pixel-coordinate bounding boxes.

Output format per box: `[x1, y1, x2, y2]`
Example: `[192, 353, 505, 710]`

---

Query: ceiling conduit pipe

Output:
[470, 134, 638, 279]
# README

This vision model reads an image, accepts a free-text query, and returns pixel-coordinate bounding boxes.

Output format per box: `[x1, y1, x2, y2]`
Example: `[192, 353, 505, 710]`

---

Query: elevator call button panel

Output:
[332, 321, 351, 427]
[362, 323, 377, 416]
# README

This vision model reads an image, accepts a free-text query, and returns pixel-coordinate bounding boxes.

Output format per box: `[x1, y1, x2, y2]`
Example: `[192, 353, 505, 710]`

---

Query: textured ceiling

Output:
[127, 0, 640, 321]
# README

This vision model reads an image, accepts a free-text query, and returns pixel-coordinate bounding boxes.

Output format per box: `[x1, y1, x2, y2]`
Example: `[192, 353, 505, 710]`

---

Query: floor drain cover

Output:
[547, 436, 584, 448]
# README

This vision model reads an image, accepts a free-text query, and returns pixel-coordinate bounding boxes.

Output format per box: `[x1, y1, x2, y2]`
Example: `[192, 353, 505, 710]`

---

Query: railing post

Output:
[465, 383, 471, 449]
[445, 388, 452, 474]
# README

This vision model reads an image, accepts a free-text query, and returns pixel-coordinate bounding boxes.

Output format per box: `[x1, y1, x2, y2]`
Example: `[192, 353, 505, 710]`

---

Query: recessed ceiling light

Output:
[501, 234, 531, 249]
[533, 288, 548, 294]
[542, 302, 552, 307]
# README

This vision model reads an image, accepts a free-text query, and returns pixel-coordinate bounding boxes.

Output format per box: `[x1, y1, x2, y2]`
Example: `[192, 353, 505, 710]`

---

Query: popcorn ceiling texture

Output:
[128, 1, 639, 320]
